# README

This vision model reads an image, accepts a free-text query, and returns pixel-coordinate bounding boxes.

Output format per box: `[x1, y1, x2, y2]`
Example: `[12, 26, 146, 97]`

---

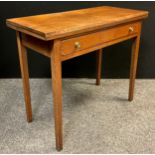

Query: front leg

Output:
[16, 31, 32, 122]
[51, 40, 63, 151]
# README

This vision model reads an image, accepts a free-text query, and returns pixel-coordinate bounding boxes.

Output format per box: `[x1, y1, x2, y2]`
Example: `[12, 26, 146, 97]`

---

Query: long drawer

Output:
[60, 22, 140, 56]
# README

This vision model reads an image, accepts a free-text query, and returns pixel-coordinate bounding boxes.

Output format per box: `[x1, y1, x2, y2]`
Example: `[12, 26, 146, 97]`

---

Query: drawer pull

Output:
[75, 42, 81, 49]
[129, 27, 134, 32]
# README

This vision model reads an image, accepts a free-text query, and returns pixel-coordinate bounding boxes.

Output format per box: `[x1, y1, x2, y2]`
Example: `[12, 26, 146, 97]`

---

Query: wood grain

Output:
[60, 22, 140, 56]
[61, 33, 138, 61]
[51, 40, 63, 151]
[6, 6, 148, 40]
[21, 34, 52, 58]
[7, 6, 148, 151]
[16, 31, 32, 122]
[128, 25, 141, 101]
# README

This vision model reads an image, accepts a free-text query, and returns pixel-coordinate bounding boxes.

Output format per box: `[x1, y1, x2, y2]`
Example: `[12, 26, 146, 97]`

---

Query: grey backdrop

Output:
[0, 2, 154, 78]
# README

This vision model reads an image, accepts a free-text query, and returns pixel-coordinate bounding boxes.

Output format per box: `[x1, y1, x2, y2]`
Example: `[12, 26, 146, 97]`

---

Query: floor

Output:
[0, 79, 155, 153]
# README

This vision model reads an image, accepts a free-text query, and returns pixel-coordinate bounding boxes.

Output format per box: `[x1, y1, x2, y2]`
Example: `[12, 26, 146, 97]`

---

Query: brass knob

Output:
[75, 42, 81, 49]
[129, 27, 134, 32]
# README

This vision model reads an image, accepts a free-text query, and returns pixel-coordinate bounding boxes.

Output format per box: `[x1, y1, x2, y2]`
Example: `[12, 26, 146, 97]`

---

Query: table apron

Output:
[21, 21, 141, 62]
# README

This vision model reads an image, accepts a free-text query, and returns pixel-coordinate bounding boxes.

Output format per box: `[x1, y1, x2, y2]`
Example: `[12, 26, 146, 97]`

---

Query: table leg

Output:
[51, 40, 63, 151]
[128, 35, 141, 101]
[96, 49, 103, 85]
[16, 32, 32, 122]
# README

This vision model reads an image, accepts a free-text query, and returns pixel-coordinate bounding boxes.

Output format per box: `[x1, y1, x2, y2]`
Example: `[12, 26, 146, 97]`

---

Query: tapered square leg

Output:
[51, 40, 63, 151]
[128, 35, 141, 101]
[16, 31, 32, 122]
[96, 49, 102, 85]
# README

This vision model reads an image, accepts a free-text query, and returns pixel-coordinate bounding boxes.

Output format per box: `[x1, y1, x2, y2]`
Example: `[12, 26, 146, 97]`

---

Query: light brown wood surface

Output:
[16, 32, 32, 122]
[6, 6, 148, 40]
[128, 26, 141, 101]
[50, 40, 63, 151]
[6, 6, 148, 151]
[60, 22, 140, 56]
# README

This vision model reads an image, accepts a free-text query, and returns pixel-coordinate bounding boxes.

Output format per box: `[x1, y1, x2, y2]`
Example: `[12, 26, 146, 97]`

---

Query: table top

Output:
[6, 6, 148, 41]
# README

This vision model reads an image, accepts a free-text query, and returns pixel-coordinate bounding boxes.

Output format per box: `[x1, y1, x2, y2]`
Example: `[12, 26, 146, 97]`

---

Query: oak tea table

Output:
[6, 6, 148, 151]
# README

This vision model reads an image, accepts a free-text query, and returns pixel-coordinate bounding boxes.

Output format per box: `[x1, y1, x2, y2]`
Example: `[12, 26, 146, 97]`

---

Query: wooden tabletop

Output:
[6, 6, 148, 41]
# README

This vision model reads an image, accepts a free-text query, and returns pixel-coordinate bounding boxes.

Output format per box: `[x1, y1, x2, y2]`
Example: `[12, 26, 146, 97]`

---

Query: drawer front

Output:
[60, 22, 140, 56]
